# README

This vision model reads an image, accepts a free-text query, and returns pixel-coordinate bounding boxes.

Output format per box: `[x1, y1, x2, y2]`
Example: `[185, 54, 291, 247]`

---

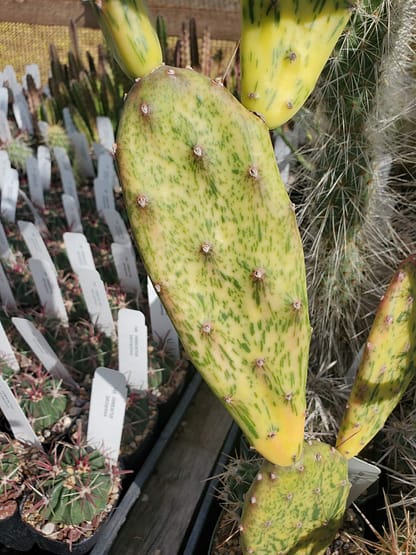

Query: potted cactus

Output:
[89, 0, 416, 552]
[20, 441, 121, 553]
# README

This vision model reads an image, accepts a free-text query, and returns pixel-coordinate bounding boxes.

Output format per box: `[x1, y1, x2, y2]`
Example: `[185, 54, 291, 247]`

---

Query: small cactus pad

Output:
[91, 0, 163, 79]
[240, 441, 350, 555]
[116, 66, 311, 466]
[336, 256, 416, 458]
[240, 0, 352, 128]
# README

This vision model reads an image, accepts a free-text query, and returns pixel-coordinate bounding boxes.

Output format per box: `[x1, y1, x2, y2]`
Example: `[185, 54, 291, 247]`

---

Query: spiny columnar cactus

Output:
[90, 0, 163, 79]
[240, 440, 350, 555]
[116, 65, 311, 466]
[239, 0, 352, 129]
[296, 0, 416, 370]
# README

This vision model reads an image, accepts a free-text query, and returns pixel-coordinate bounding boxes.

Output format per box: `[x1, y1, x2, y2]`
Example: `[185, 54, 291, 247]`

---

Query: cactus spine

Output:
[116, 65, 311, 466]
[90, 0, 163, 79]
[240, 0, 352, 129]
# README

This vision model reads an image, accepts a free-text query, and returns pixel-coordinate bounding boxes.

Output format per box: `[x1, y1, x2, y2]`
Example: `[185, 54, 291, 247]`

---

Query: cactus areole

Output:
[117, 66, 311, 466]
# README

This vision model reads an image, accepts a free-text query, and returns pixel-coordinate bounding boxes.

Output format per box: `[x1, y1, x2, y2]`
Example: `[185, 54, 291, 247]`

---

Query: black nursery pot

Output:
[21, 510, 114, 555]
[0, 502, 35, 552]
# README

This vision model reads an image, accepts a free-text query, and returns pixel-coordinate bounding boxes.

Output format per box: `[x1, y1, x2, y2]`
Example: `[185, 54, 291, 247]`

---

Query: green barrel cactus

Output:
[116, 65, 311, 466]
[22, 443, 120, 541]
[240, 0, 352, 129]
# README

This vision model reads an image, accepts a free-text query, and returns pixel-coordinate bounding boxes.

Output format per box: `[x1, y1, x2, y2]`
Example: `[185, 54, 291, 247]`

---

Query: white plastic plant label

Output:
[0, 150, 11, 189]
[87, 367, 127, 461]
[13, 92, 33, 134]
[147, 277, 180, 360]
[18, 191, 48, 234]
[0, 262, 17, 312]
[62, 107, 76, 135]
[63, 232, 95, 272]
[96, 116, 115, 152]
[94, 176, 115, 216]
[28, 258, 68, 324]
[37, 145, 51, 190]
[26, 156, 45, 209]
[118, 308, 148, 390]
[347, 457, 381, 506]
[12, 317, 78, 390]
[0, 110, 11, 143]
[0, 321, 19, 372]
[0, 219, 15, 264]
[0, 376, 42, 447]
[97, 150, 119, 193]
[111, 242, 141, 294]
[71, 131, 95, 179]
[2, 65, 19, 94]
[103, 209, 131, 245]
[0, 87, 8, 115]
[53, 146, 80, 213]
[76, 268, 115, 337]
[1, 167, 19, 222]
[18, 220, 56, 272]
[62, 195, 83, 233]
[37, 120, 49, 142]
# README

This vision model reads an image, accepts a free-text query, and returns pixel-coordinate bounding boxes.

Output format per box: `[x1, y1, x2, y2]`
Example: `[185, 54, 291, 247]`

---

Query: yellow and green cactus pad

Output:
[240, 440, 350, 554]
[336, 255, 416, 459]
[116, 66, 311, 466]
[90, 0, 162, 79]
[240, 0, 352, 128]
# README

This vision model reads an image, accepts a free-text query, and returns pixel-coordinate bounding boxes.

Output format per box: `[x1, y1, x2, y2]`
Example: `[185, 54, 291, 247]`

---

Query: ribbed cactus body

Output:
[116, 66, 311, 466]
[24, 445, 116, 527]
[240, 440, 350, 554]
[240, 0, 351, 129]
[336, 256, 416, 459]
[90, 0, 162, 79]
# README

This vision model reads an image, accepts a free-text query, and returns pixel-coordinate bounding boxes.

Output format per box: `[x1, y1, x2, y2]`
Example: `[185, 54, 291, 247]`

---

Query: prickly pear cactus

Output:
[240, 441, 350, 555]
[116, 65, 311, 466]
[90, 0, 163, 79]
[336, 255, 416, 458]
[240, 0, 352, 129]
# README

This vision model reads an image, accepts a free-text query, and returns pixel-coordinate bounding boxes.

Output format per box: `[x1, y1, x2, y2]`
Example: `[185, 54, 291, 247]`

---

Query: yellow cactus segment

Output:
[240, 0, 352, 128]
[336, 256, 416, 459]
[117, 66, 311, 466]
[91, 0, 162, 79]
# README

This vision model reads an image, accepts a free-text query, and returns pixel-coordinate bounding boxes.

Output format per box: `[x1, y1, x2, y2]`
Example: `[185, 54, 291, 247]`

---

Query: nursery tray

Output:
[0, 371, 234, 555]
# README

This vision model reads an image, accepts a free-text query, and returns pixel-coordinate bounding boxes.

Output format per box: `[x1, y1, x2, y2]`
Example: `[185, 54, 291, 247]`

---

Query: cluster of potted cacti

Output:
[0, 22, 197, 551]
[89, 0, 416, 553]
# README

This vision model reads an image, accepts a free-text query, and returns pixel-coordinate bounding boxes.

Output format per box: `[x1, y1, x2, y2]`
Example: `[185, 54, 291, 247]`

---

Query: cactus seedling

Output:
[116, 65, 311, 466]
[239, 0, 352, 129]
